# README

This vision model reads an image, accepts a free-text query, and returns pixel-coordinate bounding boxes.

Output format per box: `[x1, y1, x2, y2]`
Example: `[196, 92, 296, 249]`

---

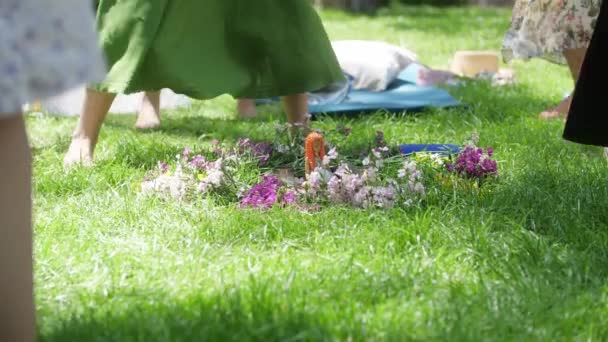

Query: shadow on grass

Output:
[40, 288, 335, 342]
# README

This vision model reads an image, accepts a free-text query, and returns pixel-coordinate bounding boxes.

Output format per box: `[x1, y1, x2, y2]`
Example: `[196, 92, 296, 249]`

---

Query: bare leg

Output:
[135, 91, 161, 130]
[237, 99, 258, 118]
[540, 47, 587, 119]
[64, 88, 115, 167]
[0, 114, 35, 342]
[281, 93, 310, 127]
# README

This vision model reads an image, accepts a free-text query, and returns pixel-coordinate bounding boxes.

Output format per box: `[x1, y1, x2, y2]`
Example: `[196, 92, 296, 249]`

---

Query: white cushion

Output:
[331, 40, 419, 92]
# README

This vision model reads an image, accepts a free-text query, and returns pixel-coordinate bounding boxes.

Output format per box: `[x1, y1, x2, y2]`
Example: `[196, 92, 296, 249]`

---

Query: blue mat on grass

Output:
[398, 144, 461, 156]
[257, 64, 462, 116]
[310, 64, 461, 115]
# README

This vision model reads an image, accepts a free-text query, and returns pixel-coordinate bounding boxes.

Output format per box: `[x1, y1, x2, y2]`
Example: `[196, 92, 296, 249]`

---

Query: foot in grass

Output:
[237, 99, 257, 119]
[135, 105, 161, 130]
[63, 137, 95, 167]
[135, 91, 161, 130]
[540, 95, 571, 120]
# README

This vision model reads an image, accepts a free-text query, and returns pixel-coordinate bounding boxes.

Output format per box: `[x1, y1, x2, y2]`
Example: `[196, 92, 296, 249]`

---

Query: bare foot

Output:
[135, 91, 161, 129]
[237, 99, 257, 118]
[135, 106, 161, 130]
[63, 137, 95, 167]
[540, 95, 571, 120]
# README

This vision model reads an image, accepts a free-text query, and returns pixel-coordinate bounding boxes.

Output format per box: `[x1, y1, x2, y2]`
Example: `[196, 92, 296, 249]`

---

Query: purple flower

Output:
[372, 186, 397, 208]
[327, 176, 344, 203]
[189, 155, 210, 171]
[183, 148, 191, 160]
[447, 146, 497, 179]
[159, 162, 169, 173]
[240, 175, 281, 209]
[282, 191, 297, 205]
[237, 138, 273, 165]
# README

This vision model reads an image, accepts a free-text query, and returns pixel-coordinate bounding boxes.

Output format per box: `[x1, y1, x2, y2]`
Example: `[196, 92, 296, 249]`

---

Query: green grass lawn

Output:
[32, 6, 608, 341]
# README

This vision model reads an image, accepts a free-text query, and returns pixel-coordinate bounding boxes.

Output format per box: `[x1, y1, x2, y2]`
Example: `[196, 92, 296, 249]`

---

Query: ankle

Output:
[70, 131, 98, 149]
[288, 113, 311, 126]
[287, 114, 312, 135]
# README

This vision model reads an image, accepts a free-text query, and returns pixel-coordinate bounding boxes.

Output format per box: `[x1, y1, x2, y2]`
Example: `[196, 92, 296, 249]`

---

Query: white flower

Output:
[372, 186, 397, 208]
[141, 180, 156, 194]
[343, 174, 363, 193]
[143, 173, 187, 200]
[307, 171, 322, 195]
[206, 169, 224, 187]
[362, 167, 377, 182]
[327, 147, 338, 158]
[197, 182, 212, 194]
[430, 153, 445, 166]
[169, 177, 186, 200]
[335, 163, 351, 176]
[362, 157, 370, 166]
[275, 144, 289, 153]
[413, 182, 425, 196]
[397, 169, 407, 179]
[353, 186, 371, 208]
[469, 132, 480, 146]
[403, 160, 417, 173]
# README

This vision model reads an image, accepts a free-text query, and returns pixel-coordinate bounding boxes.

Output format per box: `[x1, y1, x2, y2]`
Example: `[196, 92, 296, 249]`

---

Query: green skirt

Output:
[95, 0, 344, 99]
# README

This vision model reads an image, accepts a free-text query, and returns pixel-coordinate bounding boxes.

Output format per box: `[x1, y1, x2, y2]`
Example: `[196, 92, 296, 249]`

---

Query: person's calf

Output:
[0, 114, 36, 342]
[63, 88, 115, 167]
[282, 93, 311, 133]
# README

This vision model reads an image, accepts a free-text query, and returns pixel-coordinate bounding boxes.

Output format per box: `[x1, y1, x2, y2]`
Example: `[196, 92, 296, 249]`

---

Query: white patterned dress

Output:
[502, 0, 601, 64]
[0, 0, 105, 115]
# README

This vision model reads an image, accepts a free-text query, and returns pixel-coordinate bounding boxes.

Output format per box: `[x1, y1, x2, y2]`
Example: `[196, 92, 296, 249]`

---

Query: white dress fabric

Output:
[0, 0, 105, 114]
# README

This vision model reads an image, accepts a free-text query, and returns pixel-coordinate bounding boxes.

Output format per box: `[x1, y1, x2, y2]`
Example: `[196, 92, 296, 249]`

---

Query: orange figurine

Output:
[305, 132, 325, 177]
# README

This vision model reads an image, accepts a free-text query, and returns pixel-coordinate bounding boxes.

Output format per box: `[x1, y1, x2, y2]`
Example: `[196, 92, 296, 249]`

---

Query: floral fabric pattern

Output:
[0, 0, 105, 114]
[502, 0, 601, 64]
